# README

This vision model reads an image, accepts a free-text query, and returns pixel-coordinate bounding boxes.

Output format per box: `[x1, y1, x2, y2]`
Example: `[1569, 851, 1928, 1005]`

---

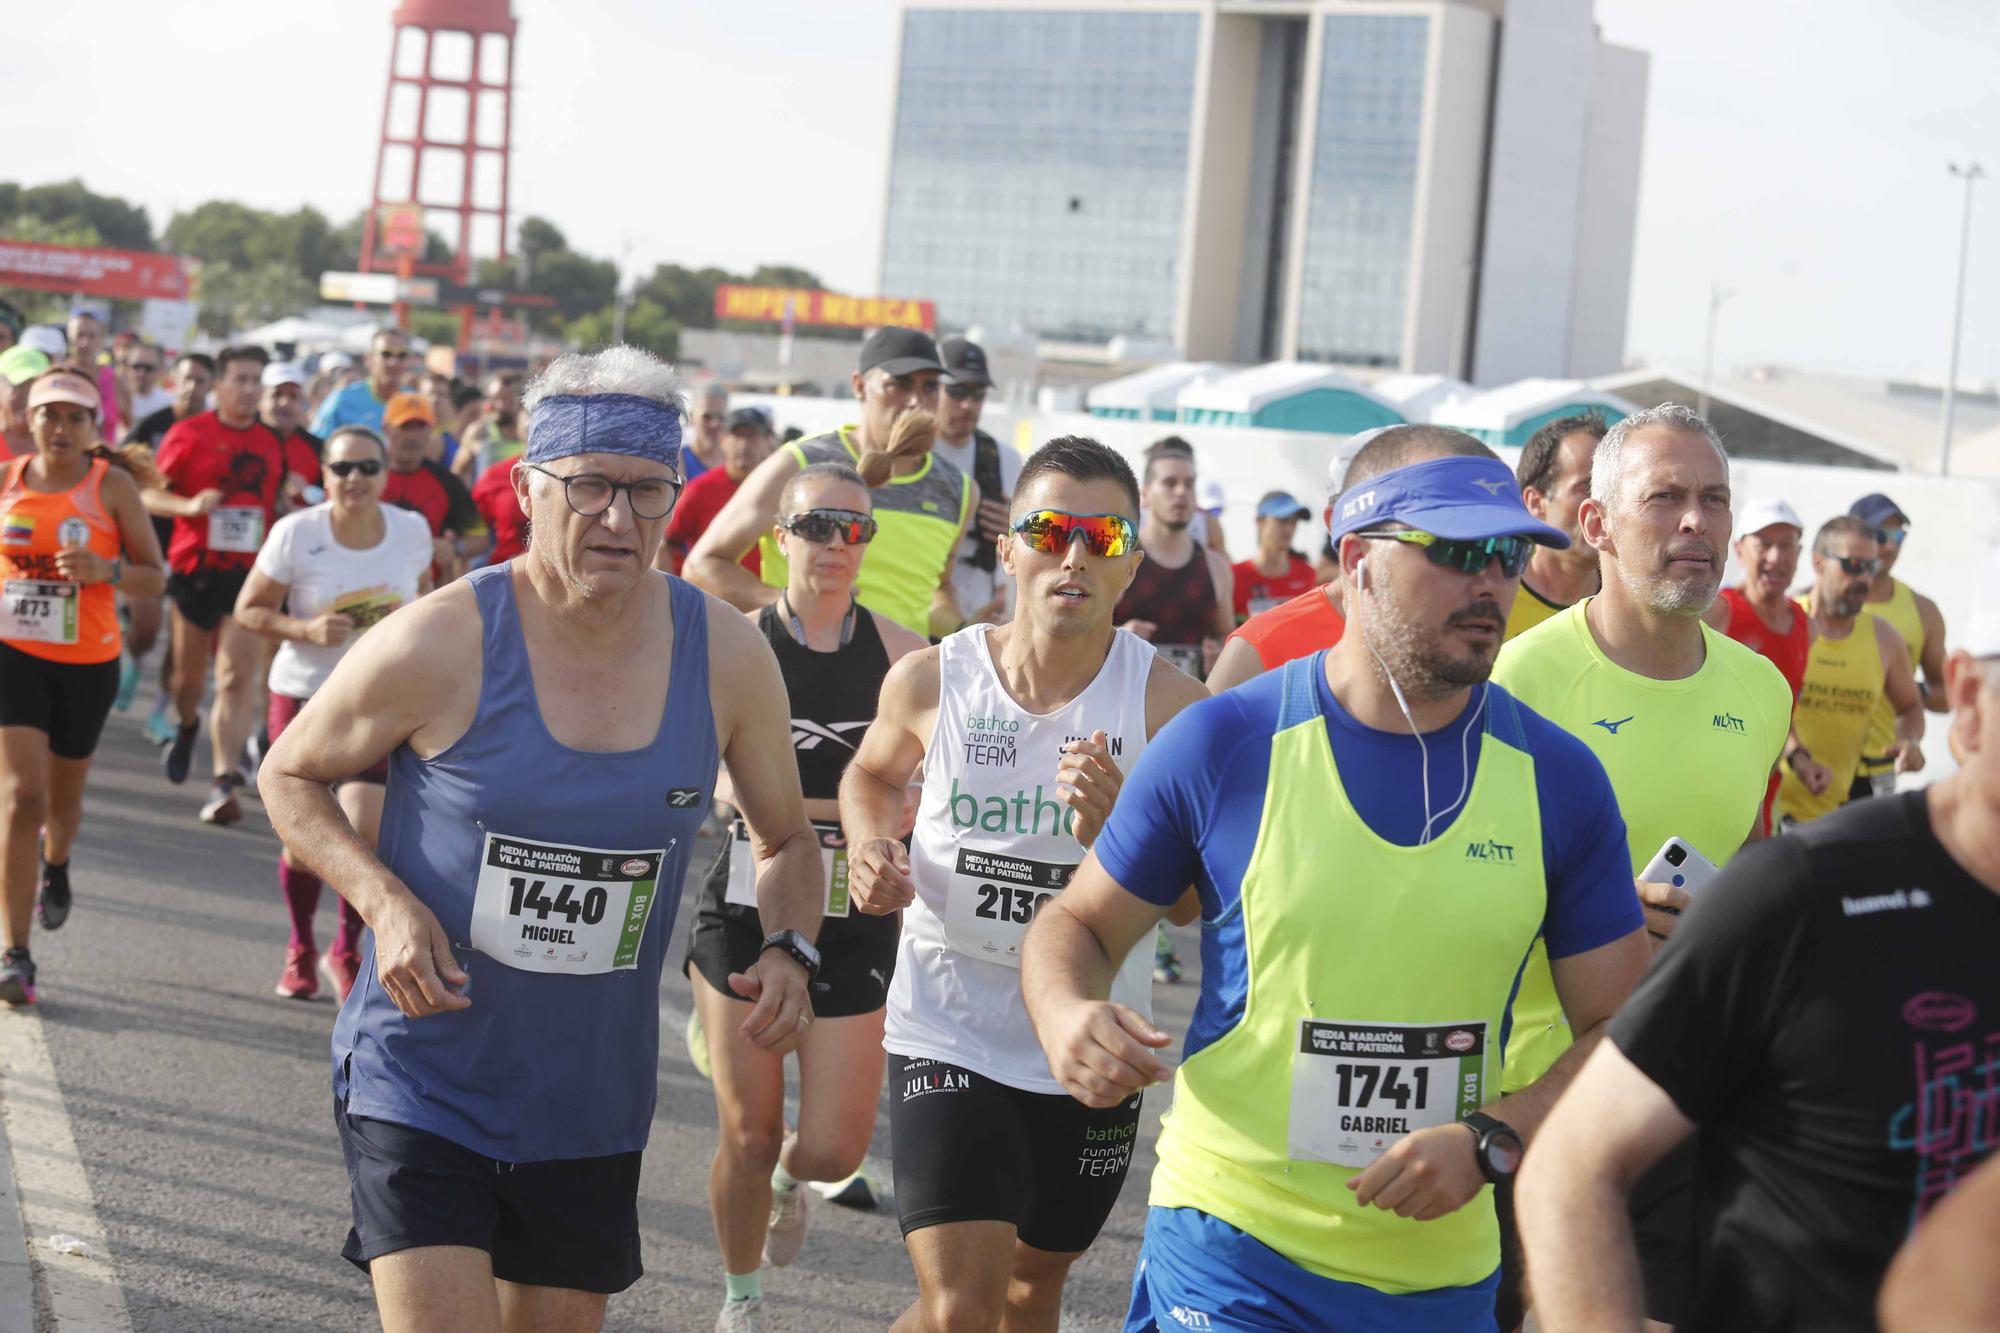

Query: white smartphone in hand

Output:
[1640, 837, 1720, 896]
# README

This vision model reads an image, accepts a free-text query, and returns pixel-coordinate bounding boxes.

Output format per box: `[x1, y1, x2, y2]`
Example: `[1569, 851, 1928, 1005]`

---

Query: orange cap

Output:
[384, 391, 436, 427]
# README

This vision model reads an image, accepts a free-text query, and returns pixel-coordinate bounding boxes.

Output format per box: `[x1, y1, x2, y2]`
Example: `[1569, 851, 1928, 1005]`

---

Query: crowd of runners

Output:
[0, 299, 1994, 1332]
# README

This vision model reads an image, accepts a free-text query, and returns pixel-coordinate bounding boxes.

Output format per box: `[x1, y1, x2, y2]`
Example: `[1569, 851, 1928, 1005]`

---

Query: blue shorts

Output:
[1124, 1207, 1499, 1332]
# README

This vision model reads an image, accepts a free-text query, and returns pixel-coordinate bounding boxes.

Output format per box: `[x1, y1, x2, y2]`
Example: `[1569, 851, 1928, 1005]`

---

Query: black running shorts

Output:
[0, 643, 120, 760]
[683, 827, 898, 1019]
[166, 566, 249, 632]
[336, 1098, 643, 1294]
[888, 1053, 1143, 1254]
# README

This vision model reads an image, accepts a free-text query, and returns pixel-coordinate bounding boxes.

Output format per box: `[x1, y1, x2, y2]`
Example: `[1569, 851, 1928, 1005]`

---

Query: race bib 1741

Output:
[1288, 1019, 1487, 1169]
[468, 833, 669, 975]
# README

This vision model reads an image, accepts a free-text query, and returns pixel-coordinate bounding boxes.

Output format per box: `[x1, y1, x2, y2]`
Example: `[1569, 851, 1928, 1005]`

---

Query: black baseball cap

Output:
[940, 336, 995, 388]
[858, 327, 943, 378]
[1848, 493, 1907, 528]
[726, 406, 774, 434]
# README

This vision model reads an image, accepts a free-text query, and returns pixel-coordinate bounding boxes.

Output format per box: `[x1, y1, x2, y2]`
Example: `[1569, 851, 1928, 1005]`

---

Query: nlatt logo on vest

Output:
[949, 779, 1077, 837]
[1465, 838, 1516, 864]
[1712, 712, 1747, 733]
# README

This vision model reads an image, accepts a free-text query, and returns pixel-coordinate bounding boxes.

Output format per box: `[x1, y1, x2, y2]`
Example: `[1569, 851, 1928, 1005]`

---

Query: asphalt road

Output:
[0, 686, 1203, 1332]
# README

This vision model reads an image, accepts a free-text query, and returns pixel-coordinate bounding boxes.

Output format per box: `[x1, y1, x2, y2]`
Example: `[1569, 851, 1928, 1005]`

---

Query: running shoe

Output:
[143, 702, 176, 747]
[163, 723, 199, 784]
[199, 775, 243, 826]
[0, 949, 35, 1006]
[36, 855, 71, 932]
[114, 653, 140, 712]
[713, 1297, 766, 1332]
[810, 1168, 878, 1211]
[1153, 925, 1183, 985]
[764, 1171, 810, 1267]
[276, 944, 318, 1000]
[322, 947, 362, 1003]
[686, 1008, 712, 1080]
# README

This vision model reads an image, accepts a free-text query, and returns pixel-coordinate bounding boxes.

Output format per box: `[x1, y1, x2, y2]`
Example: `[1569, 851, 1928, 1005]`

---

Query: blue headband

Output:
[524, 393, 684, 468]
[1332, 455, 1570, 548]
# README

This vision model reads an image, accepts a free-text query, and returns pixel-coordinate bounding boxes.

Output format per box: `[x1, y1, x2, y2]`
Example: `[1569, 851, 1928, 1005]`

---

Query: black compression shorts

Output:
[888, 1053, 1143, 1254]
[0, 643, 120, 759]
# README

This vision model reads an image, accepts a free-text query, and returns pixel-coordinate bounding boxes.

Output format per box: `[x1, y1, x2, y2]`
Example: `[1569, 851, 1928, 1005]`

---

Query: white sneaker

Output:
[764, 1182, 809, 1267]
[714, 1296, 766, 1332]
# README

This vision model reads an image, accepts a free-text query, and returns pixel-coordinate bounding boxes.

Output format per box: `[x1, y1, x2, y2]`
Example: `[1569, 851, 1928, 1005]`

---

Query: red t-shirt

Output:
[1225, 585, 1346, 671]
[664, 467, 757, 575]
[383, 460, 482, 539]
[471, 457, 530, 564]
[281, 429, 323, 487]
[1230, 554, 1319, 622]
[1716, 585, 1810, 700]
[154, 411, 288, 574]
[1717, 584, 1809, 835]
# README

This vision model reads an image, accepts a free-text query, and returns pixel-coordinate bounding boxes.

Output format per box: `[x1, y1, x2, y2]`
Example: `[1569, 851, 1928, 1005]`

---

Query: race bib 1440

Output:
[468, 832, 668, 975]
[1288, 1019, 1487, 1169]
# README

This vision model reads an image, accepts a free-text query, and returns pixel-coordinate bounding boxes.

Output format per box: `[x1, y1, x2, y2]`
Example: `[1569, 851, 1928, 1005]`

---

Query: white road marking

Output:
[0, 1006, 133, 1332]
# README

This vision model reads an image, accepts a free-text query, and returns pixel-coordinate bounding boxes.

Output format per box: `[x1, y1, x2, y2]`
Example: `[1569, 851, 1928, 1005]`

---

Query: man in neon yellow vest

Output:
[1023, 426, 1652, 1331]
[684, 328, 977, 638]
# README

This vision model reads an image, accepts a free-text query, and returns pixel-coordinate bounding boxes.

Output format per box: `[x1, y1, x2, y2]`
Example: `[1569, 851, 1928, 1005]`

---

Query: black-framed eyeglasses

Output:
[377, 349, 411, 360]
[524, 463, 682, 521]
[1355, 528, 1534, 579]
[326, 459, 384, 478]
[1832, 554, 1884, 577]
[781, 508, 877, 545]
[944, 384, 986, 402]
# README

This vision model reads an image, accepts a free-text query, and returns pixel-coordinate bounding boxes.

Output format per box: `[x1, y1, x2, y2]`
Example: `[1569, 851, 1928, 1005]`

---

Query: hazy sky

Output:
[9, 0, 1997, 381]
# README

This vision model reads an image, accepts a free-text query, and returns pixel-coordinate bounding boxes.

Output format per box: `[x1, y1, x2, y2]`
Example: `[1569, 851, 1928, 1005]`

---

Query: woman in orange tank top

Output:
[0, 367, 166, 1006]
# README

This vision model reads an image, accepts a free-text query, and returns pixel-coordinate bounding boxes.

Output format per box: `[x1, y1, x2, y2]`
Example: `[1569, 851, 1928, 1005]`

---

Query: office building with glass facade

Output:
[879, 0, 1647, 384]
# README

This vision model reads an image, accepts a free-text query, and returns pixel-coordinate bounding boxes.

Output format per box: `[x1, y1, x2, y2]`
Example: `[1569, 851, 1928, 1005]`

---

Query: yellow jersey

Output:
[1779, 613, 1883, 824]
[1503, 579, 1568, 643]
[1488, 600, 1791, 1090]
[1857, 578, 1924, 778]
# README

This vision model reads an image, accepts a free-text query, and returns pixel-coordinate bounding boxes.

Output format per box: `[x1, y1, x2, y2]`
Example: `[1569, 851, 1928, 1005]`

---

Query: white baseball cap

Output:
[1196, 478, 1225, 512]
[1737, 497, 1803, 538]
[21, 325, 67, 358]
[1965, 547, 2000, 658]
[1329, 426, 1393, 496]
[262, 361, 307, 389]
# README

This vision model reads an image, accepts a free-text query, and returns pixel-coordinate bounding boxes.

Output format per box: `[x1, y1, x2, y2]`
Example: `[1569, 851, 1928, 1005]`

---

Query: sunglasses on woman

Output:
[781, 509, 878, 545]
[1009, 510, 1140, 558]
[325, 459, 384, 478]
[1354, 528, 1534, 578]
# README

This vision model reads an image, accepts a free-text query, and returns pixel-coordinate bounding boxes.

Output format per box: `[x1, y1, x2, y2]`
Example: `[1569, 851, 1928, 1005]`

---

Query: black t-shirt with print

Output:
[1609, 791, 2000, 1331]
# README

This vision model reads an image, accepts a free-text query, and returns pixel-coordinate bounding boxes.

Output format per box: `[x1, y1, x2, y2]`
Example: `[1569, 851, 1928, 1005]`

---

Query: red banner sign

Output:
[714, 285, 936, 333]
[0, 239, 194, 302]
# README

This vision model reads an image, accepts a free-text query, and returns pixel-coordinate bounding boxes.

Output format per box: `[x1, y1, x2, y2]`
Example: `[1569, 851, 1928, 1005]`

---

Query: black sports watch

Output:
[1460, 1112, 1524, 1183]
[759, 929, 821, 982]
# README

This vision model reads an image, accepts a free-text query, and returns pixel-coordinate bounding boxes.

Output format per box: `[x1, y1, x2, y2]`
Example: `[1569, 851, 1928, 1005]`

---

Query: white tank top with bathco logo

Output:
[887, 623, 1157, 1094]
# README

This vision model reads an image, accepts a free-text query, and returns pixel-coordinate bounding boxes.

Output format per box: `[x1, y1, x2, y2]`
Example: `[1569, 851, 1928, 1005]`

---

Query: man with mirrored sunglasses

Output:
[1490, 403, 1793, 1328]
[841, 436, 1207, 1332]
[1021, 424, 1647, 1333]
[1849, 492, 1950, 801]
[1777, 516, 1925, 829]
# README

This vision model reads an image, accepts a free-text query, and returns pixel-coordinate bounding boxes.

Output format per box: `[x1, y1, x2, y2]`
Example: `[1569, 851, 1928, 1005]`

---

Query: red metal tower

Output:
[360, 0, 516, 284]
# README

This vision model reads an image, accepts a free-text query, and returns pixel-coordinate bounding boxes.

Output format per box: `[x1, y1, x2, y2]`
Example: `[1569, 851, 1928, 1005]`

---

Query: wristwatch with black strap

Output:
[1460, 1111, 1525, 1183]
[758, 928, 821, 982]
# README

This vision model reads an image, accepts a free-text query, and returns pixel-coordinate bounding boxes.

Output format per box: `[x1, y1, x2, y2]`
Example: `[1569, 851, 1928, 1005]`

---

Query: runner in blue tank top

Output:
[260, 346, 828, 1332]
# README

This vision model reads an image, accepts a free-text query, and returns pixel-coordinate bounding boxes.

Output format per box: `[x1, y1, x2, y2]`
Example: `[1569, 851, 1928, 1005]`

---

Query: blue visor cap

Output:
[1331, 455, 1570, 549]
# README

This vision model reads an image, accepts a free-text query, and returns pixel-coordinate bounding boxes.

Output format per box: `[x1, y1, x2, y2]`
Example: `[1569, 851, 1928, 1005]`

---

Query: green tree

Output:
[747, 263, 823, 290]
[516, 216, 567, 265]
[564, 297, 679, 360]
[192, 260, 317, 337]
[8, 180, 153, 251]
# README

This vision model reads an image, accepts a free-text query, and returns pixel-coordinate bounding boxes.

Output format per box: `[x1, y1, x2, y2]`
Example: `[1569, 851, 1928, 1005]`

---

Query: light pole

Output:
[1940, 162, 1986, 476]
[1697, 281, 1735, 419]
